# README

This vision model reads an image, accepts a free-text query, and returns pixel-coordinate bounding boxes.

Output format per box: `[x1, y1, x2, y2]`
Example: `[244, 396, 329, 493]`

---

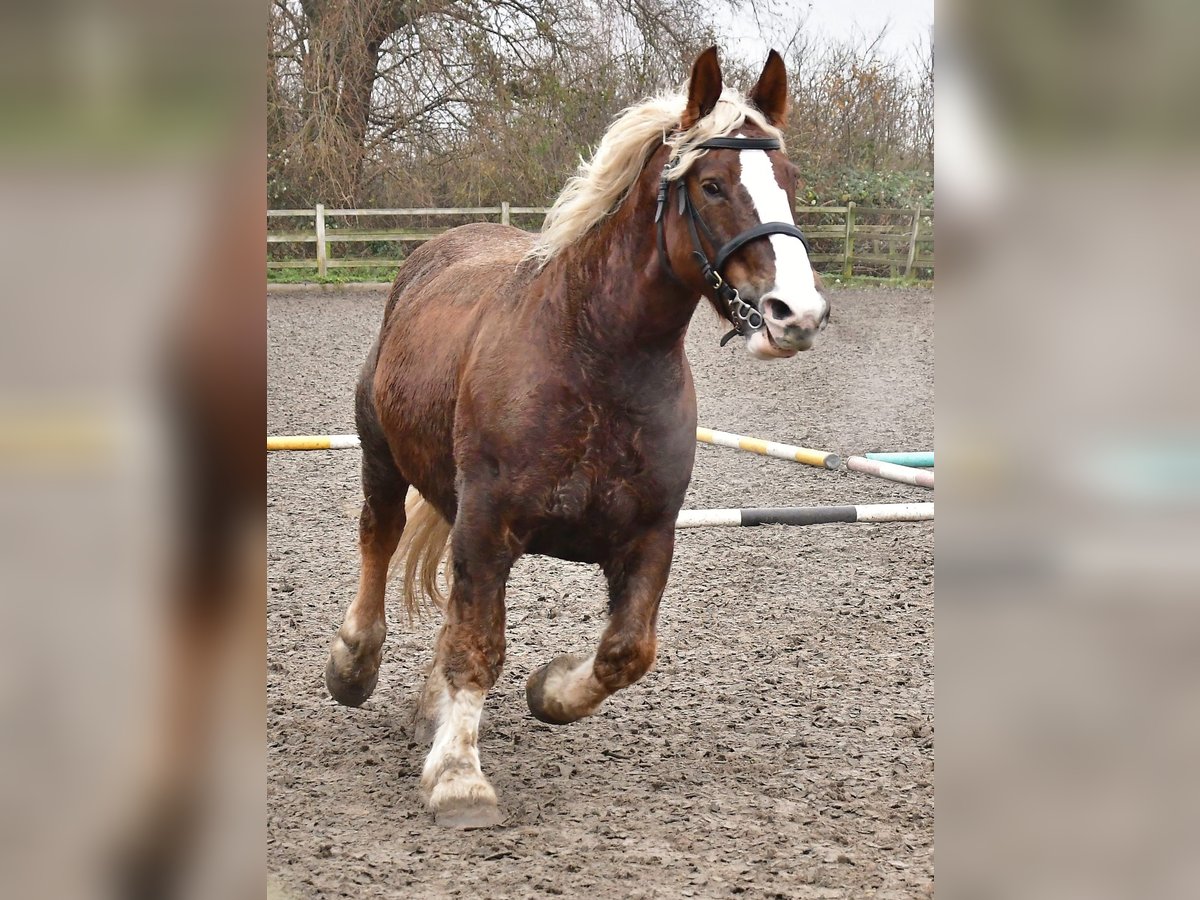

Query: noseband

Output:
[654, 136, 810, 346]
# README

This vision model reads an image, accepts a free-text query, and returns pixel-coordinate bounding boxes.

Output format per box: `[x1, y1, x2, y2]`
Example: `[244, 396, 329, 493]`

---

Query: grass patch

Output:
[267, 266, 397, 284]
[821, 273, 934, 289]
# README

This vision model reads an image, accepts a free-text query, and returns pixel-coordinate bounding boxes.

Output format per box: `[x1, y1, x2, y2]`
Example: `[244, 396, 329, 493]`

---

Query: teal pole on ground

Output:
[864, 451, 934, 467]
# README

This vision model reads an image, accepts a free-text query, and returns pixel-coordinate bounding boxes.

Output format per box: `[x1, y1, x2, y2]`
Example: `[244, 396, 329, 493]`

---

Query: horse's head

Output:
[660, 48, 829, 359]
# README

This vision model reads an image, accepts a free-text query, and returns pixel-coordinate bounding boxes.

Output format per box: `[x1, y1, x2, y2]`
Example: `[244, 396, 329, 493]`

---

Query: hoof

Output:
[428, 773, 502, 829]
[325, 627, 383, 707]
[433, 798, 505, 830]
[525, 652, 591, 725]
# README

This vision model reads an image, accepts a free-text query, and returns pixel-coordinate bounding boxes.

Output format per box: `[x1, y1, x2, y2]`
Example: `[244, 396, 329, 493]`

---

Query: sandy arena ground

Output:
[268, 284, 933, 898]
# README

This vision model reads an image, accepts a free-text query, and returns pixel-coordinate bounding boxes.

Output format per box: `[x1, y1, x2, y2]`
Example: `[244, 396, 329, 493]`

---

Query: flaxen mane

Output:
[526, 87, 783, 265]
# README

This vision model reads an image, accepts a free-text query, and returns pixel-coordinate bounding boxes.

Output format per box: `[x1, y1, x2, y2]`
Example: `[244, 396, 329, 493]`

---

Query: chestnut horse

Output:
[325, 47, 829, 827]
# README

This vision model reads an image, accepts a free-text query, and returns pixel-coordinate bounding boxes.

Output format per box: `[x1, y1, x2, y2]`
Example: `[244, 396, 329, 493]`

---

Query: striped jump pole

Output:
[695, 427, 840, 470]
[267, 429, 842, 470]
[846, 456, 934, 489]
[676, 502, 933, 528]
[864, 451, 933, 468]
[267, 434, 360, 451]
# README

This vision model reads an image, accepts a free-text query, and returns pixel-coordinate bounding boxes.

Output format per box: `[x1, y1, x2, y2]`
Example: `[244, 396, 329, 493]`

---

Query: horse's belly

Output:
[524, 532, 605, 564]
[524, 518, 631, 564]
[523, 475, 683, 564]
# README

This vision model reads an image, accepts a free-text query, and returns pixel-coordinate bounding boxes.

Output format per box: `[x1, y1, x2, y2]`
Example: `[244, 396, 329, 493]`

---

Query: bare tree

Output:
[270, 0, 717, 205]
[268, 0, 934, 208]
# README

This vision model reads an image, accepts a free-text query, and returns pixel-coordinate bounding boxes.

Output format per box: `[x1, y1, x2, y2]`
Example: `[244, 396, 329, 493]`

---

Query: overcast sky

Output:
[718, 0, 934, 68]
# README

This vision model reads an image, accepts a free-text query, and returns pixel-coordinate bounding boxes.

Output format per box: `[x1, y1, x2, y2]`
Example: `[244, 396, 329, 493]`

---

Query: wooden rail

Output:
[267, 202, 933, 278]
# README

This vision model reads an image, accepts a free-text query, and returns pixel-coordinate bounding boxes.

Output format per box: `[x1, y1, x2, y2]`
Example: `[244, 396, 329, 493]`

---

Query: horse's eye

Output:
[701, 181, 722, 197]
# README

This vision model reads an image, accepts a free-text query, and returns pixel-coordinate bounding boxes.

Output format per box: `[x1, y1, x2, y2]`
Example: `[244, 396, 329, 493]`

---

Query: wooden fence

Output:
[267, 202, 933, 279]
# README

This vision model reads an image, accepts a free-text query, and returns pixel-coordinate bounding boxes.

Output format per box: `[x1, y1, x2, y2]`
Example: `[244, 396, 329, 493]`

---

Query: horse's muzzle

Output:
[759, 292, 829, 352]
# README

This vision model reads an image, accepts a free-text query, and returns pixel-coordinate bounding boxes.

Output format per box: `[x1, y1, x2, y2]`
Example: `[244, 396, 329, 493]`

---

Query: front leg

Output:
[526, 524, 674, 724]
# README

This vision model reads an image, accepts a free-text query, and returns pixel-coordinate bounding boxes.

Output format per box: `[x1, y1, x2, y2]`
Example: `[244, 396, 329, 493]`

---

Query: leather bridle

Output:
[654, 136, 810, 346]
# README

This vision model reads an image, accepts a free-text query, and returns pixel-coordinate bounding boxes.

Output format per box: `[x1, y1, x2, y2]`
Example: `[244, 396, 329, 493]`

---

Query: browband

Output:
[692, 137, 781, 151]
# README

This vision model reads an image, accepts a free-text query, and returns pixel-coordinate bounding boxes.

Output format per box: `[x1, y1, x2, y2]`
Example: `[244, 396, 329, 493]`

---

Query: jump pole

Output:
[676, 502, 932, 528]
[267, 434, 360, 451]
[268, 429, 841, 470]
[846, 456, 934, 489]
[695, 427, 840, 470]
[864, 451, 933, 468]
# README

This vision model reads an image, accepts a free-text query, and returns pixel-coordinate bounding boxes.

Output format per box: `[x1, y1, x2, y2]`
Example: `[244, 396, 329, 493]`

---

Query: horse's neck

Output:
[547, 191, 698, 356]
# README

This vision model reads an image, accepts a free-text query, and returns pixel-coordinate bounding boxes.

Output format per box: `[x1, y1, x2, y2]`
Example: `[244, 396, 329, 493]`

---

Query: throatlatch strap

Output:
[655, 178, 682, 286]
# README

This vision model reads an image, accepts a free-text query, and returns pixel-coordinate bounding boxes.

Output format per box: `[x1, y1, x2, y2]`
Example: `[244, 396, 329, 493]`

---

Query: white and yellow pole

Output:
[267, 434, 360, 451]
[694, 427, 840, 470]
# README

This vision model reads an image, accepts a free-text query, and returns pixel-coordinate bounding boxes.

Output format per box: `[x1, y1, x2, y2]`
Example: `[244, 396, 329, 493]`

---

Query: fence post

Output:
[501, 201, 510, 227]
[314, 203, 327, 278]
[842, 201, 856, 279]
[904, 205, 922, 278]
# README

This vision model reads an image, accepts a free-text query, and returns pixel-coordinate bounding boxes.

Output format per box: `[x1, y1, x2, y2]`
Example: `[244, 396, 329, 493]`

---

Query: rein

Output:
[654, 136, 809, 347]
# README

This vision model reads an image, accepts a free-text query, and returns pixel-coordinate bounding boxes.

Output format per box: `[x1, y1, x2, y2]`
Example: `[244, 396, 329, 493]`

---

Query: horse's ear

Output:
[749, 49, 789, 127]
[681, 46, 723, 129]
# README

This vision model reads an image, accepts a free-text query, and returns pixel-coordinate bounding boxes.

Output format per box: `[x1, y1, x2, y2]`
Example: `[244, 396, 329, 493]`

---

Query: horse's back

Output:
[384, 223, 534, 319]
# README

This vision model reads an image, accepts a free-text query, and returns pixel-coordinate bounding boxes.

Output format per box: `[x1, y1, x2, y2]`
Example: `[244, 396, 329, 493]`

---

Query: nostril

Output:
[763, 297, 793, 322]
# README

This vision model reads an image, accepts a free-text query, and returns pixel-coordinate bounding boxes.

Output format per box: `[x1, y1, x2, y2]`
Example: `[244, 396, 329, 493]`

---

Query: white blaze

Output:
[736, 149, 826, 321]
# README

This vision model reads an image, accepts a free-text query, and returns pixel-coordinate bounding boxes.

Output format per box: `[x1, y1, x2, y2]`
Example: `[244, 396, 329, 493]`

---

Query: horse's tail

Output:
[392, 488, 453, 619]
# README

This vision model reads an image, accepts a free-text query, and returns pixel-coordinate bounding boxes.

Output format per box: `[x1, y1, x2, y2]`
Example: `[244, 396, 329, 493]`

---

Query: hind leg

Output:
[527, 525, 673, 724]
[325, 432, 408, 707]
